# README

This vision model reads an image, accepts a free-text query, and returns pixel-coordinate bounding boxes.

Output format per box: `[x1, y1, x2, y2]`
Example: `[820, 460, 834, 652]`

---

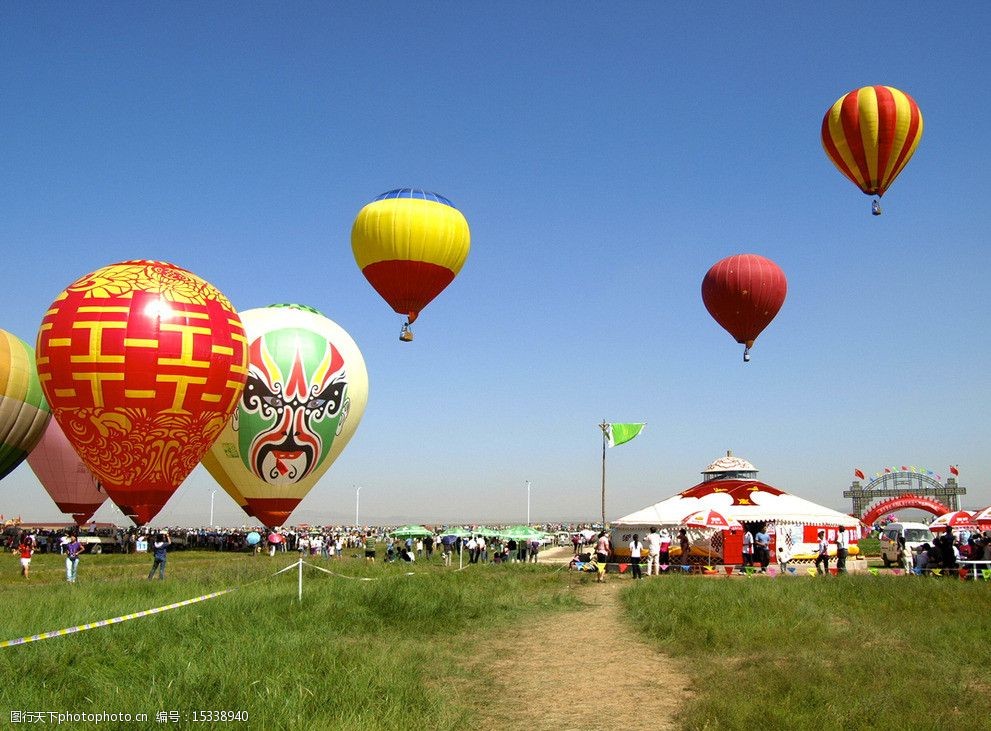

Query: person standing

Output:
[65, 531, 83, 583]
[835, 526, 849, 574]
[755, 526, 771, 572]
[629, 534, 644, 580]
[776, 545, 791, 574]
[898, 535, 913, 573]
[147, 532, 171, 580]
[677, 529, 691, 566]
[645, 527, 661, 576]
[936, 529, 957, 570]
[658, 528, 671, 569]
[466, 535, 478, 564]
[814, 530, 829, 575]
[18, 532, 34, 579]
[594, 531, 611, 583]
[742, 530, 755, 568]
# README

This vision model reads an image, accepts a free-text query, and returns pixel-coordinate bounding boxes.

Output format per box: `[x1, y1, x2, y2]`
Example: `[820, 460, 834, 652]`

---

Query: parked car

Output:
[879, 522, 932, 566]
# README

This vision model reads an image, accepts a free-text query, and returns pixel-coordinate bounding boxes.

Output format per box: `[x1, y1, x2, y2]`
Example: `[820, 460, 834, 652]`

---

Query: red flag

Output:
[901, 466, 908, 472]
[949, 465, 959, 476]
[854, 469, 865, 480]
[884, 467, 892, 474]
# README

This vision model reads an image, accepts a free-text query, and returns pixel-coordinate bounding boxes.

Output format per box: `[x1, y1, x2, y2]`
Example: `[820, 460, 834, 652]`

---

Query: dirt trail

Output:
[465, 562, 688, 731]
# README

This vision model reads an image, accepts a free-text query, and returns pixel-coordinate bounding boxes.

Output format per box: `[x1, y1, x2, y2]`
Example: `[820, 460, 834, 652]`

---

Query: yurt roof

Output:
[613, 479, 861, 528]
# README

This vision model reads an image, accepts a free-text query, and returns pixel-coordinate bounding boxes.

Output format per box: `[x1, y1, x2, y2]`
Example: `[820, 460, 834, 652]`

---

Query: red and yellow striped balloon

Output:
[821, 85, 923, 198]
[351, 189, 470, 334]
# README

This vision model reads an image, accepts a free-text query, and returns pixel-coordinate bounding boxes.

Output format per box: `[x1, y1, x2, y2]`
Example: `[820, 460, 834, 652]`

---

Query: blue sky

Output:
[1, 3, 989, 526]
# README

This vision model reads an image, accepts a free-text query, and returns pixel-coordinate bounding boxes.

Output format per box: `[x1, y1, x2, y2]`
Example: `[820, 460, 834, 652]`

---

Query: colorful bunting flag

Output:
[981, 569, 990, 581]
[892, 569, 903, 576]
[931, 568, 942, 577]
[724, 566, 734, 576]
[806, 567, 817, 576]
[949, 465, 959, 476]
[854, 468, 865, 480]
[868, 567, 879, 576]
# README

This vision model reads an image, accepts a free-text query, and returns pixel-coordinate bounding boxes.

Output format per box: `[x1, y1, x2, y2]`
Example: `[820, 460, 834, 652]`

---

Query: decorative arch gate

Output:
[845, 470, 966, 524]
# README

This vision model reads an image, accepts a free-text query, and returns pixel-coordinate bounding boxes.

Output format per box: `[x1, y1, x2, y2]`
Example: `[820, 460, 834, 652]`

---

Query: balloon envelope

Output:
[351, 188, 470, 326]
[27, 417, 107, 525]
[701, 254, 787, 354]
[0, 329, 51, 481]
[821, 85, 923, 198]
[36, 260, 248, 525]
[201, 304, 368, 528]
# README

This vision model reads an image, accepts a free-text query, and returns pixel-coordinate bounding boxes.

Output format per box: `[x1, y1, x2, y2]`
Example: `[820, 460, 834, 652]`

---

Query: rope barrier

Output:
[0, 589, 236, 649]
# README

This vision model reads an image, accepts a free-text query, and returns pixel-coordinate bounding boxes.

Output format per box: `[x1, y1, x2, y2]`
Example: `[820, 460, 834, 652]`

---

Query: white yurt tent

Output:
[611, 452, 862, 563]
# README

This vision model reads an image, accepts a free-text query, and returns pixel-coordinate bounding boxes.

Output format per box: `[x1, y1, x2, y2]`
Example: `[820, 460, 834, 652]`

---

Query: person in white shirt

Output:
[645, 527, 662, 576]
[629, 534, 644, 579]
[835, 526, 849, 573]
[742, 530, 755, 567]
[776, 545, 791, 574]
[466, 536, 478, 564]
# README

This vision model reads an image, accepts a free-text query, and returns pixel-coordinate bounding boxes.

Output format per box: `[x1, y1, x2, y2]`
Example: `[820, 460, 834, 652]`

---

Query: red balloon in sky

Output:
[701, 254, 787, 362]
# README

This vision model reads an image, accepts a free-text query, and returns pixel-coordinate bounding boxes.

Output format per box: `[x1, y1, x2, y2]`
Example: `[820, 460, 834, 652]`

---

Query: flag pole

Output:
[599, 420, 608, 526]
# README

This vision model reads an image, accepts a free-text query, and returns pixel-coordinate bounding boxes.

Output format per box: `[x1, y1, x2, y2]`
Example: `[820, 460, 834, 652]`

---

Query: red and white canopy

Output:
[972, 506, 991, 526]
[928, 510, 976, 532]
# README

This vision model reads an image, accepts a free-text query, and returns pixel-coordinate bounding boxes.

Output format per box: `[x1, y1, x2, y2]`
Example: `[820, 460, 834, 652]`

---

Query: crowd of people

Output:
[902, 529, 991, 573]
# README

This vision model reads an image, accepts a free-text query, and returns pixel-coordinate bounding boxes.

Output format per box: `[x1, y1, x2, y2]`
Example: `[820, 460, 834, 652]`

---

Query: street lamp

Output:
[209, 490, 217, 527]
[355, 485, 363, 527]
[525, 480, 531, 526]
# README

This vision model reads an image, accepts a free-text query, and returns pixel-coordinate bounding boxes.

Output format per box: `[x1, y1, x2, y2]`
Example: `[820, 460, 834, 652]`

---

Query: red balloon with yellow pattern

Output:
[35, 260, 248, 525]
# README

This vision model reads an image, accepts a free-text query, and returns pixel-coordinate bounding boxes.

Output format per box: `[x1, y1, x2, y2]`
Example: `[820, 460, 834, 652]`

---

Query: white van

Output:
[879, 522, 932, 566]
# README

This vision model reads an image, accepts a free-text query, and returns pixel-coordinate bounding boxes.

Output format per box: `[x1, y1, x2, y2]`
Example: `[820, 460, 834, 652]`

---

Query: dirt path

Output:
[465, 563, 689, 730]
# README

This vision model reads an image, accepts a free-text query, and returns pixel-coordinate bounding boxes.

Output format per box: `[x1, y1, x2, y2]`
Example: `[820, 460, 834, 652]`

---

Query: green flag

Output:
[606, 422, 645, 447]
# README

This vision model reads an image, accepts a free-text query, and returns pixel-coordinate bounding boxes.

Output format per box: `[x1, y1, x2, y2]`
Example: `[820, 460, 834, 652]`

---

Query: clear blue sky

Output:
[2, 3, 988, 526]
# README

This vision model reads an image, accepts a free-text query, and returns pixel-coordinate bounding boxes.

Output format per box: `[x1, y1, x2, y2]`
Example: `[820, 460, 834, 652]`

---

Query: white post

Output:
[355, 485, 362, 527]
[297, 557, 303, 604]
[209, 490, 216, 527]
[526, 480, 531, 526]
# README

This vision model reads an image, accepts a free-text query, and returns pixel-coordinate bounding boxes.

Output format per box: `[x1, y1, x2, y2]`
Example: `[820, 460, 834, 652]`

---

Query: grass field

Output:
[0, 550, 988, 730]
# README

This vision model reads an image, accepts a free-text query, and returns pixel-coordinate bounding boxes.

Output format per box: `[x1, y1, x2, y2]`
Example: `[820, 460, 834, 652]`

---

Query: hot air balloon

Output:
[821, 85, 923, 215]
[201, 304, 368, 528]
[701, 254, 787, 362]
[351, 188, 470, 341]
[36, 260, 248, 525]
[26, 417, 107, 525]
[0, 329, 51, 480]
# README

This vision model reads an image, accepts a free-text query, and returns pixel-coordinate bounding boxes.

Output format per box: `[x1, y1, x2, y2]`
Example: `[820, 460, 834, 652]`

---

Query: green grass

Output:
[4, 552, 990, 730]
[857, 536, 881, 556]
[0, 552, 578, 730]
[622, 574, 991, 730]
